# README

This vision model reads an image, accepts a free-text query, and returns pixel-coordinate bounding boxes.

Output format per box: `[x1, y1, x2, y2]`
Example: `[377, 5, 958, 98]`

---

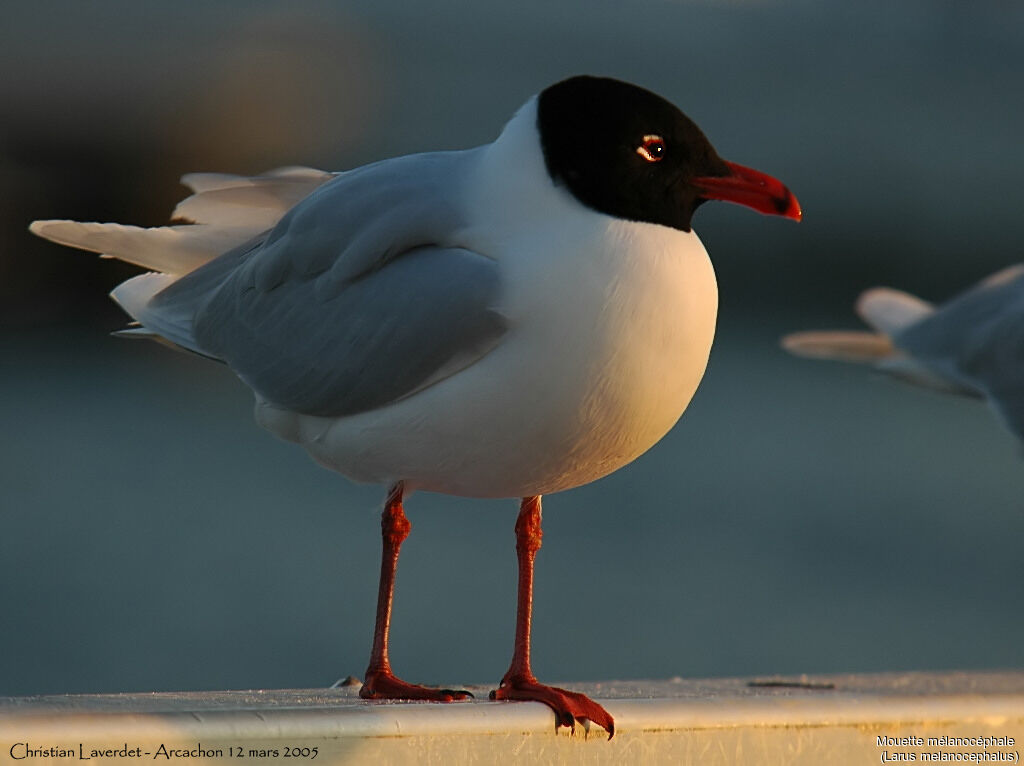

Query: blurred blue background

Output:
[2, 0, 1024, 697]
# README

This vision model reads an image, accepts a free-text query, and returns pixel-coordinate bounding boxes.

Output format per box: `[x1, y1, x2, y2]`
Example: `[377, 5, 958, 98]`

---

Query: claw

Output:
[439, 688, 475, 699]
[491, 676, 614, 739]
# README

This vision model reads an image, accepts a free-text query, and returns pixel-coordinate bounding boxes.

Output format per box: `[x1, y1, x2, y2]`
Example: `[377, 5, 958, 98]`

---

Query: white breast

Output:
[459, 212, 718, 497]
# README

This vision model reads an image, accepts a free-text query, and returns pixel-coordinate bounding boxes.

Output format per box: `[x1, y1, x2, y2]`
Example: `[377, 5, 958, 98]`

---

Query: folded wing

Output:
[32, 151, 510, 418]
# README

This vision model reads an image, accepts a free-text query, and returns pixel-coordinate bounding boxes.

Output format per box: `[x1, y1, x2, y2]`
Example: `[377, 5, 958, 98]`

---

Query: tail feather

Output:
[180, 165, 331, 194]
[30, 166, 332, 276]
[29, 220, 257, 275]
[781, 330, 895, 363]
[30, 166, 333, 355]
[174, 166, 333, 228]
[855, 287, 933, 335]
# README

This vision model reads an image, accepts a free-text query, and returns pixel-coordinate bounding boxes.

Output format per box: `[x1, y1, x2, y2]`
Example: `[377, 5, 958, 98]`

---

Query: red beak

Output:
[692, 160, 802, 221]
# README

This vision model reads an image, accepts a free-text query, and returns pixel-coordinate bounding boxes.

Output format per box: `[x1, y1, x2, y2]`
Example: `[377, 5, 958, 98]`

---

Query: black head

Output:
[536, 76, 800, 231]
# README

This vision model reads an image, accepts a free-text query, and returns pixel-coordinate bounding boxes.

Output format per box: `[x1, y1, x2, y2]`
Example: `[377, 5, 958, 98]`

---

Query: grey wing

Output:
[144, 149, 509, 417]
[191, 245, 507, 416]
[231, 150, 473, 296]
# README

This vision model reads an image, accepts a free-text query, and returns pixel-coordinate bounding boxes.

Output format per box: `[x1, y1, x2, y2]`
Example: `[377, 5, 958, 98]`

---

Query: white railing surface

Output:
[3, 671, 1023, 764]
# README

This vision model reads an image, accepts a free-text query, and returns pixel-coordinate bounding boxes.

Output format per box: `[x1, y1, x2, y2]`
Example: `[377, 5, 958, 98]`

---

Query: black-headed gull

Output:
[783, 265, 1024, 443]
[32, 75, 800, 737]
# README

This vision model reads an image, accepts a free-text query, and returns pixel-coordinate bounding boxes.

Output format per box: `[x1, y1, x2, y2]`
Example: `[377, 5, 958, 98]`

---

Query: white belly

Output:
[256, 217, 718, 498]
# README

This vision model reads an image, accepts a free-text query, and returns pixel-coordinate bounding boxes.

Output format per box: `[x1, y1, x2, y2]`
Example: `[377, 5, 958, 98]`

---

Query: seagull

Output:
[31, 75, 801, 738]
[782, 265, 1024, 443]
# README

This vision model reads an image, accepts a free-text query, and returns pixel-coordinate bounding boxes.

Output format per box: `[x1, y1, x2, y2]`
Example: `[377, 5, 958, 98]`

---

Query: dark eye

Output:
[636, 135, 666, 163]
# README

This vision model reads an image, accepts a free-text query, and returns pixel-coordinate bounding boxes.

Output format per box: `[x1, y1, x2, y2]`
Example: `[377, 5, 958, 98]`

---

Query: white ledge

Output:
[3, 672, 1024, 763]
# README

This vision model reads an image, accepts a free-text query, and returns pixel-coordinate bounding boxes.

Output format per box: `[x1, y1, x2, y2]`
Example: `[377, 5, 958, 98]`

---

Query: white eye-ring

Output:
[636, 134, 666, 162]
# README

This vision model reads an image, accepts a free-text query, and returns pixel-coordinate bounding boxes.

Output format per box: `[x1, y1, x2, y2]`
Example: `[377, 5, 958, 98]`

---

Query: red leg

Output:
[490, 496, 614, 738]
[359, 482, 471, 702]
